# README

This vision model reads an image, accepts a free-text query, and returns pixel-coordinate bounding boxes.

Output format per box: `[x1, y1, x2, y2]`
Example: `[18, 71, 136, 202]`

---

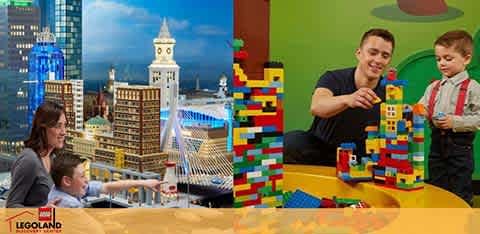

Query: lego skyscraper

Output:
[27, 27, 64, 126]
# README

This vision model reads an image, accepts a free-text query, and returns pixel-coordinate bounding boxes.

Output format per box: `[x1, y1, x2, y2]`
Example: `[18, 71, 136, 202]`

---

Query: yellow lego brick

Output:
[350, 170, 370, 177]
[238, 110, 276, 116]
[277, 87, 284, 93]
[398, 135, 408, 141]
[380, 139, 386, 148]
[245, 80, 269, 87]
[252, 95, 277, 107]
[275, 179, 283, 187]
[373, 97, 382, 104]
[261, 196, 278, 204]
[265, 200, 283, 208]
[233, 92, 244, 99]
[391, 140, 397, 144]
[264, 68, 284, 83]
[234, 183, 252, 192]
[235, 194, 253, 202]
[397, 173, 414, 184]
[374, 175, 386, 181]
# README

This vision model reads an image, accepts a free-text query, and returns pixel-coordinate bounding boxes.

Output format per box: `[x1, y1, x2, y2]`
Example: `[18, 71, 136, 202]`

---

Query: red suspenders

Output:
[427, 79, 471, 120]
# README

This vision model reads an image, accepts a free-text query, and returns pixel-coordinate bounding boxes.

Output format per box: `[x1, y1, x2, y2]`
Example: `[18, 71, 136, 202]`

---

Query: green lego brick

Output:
[235, 194, 254, 203]
[262, 137, 278, 144]
[263, 190, 283, 197]
[233, 39, 244, 51]
[233, 202, 244, 208]
[234, 104, 247, 111]
[385, 100, 403, 104]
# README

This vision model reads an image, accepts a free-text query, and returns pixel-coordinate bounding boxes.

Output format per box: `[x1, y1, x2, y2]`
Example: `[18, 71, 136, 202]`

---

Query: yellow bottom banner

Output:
[1, 208, 479, 234]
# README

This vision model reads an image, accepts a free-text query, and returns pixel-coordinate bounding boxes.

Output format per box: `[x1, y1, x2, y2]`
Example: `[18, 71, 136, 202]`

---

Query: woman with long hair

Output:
[6, 101, 66, 207]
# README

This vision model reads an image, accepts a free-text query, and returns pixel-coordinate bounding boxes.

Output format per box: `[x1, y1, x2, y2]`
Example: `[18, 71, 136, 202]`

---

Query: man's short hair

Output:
[51, 153, 83, 187]
[360, 28, 395, 51]
[434, 30, 473, 57]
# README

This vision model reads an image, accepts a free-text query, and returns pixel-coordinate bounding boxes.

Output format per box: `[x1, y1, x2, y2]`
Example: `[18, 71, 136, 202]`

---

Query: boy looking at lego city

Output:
[48, 153, 164, 208]
[418, 30, 480, 206]
[284, 28, 394, 165]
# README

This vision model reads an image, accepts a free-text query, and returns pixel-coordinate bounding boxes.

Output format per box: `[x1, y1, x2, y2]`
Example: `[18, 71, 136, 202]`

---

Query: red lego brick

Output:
[262, 147, 283, 154]
[235, 189, 257, 197]
[269, 163, 283, 170]
[413, 137, 424, 143]
[385, 176, 396, 185]
[320, 198, 336, 208]
[269, 174, 283, 180]
[397, 140, 408, 145]
[234, 177, 247, 185]
[246, 104, 263, 110]
[247, 155, 255, 161]
[234, 144, 255, 156]
[251, 182, 266, 190]
[234, 50, 248, 60]
[243, 198, 261, 207]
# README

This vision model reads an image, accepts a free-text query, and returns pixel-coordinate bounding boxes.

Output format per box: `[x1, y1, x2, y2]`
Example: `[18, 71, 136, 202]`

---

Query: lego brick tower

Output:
[336, 70, 425, 190]
[232, 42, 284, 207]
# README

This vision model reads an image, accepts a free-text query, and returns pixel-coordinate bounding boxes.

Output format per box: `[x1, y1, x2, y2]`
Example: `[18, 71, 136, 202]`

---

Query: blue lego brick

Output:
[340, 142, 356, 150]
[234, 99, 261, 105]
[271, 81, 283, 88]
[253, 176, 269, 183]
[238, 166, 255, 173]
[233, 156, 244, 163]
[385, 167, 397, 174]
[240, 133, 255, 139]
[397, 121, 407, 132]
[262, 126, 277, 132]
[284, 189, 322, 208]
[233, 87, 252, 93]
[381, 79, 408, 86]
[433, 112, 446, 120]
[385, 132, 397, 138]
[249, 194, 258, 200]
[254, 165, 269, 171]
[371, 154, 380, 162]
[374, 169, 385, 176]
[411, 151, 425, 157]
[387, 144, 408, 151]
[246, 149, 262, 156]
[261, 88, 272, 93]
[268, 153, 283, 160]
[413, 115, 425, 123]
[269, 142, 283, 148]
[412, 123, 424, 128]
[255, 204, 270, 208]
[391, 154, 408, 160]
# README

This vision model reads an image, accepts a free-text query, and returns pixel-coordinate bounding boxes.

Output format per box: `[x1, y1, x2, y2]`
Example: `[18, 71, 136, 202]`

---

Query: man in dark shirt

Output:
[284, 29, 395, 166]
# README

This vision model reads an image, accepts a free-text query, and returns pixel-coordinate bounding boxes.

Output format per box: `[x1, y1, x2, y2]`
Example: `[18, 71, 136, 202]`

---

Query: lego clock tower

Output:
[149, 18, 180, 110]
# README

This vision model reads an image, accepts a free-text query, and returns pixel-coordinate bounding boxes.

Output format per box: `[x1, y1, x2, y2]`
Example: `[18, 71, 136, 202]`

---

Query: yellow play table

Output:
[284, 164, 470, 208]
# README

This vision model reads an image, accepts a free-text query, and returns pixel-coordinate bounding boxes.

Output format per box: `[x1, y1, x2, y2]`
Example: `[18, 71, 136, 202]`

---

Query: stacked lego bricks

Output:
[232, 39, 284, 207]
[337, 70, 425, 191]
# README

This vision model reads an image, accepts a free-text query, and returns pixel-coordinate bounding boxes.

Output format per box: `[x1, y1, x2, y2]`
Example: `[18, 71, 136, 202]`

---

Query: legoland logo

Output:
[5, 208, 62, 233]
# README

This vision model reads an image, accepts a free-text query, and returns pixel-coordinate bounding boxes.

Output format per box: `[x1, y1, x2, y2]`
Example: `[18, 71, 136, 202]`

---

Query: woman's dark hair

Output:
[24, 101, 66, 157]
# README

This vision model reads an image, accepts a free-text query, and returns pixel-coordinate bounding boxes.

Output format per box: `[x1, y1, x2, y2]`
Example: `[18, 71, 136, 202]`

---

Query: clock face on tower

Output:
[167, 48, 171, 54]
[157, 48, 162, 55]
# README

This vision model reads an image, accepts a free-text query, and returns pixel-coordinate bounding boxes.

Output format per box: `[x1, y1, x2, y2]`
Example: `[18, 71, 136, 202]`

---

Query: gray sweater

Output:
[6, 148, 54, 208]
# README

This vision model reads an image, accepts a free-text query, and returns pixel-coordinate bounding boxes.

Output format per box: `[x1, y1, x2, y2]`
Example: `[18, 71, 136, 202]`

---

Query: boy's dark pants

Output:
[428, 128, 475, 205]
